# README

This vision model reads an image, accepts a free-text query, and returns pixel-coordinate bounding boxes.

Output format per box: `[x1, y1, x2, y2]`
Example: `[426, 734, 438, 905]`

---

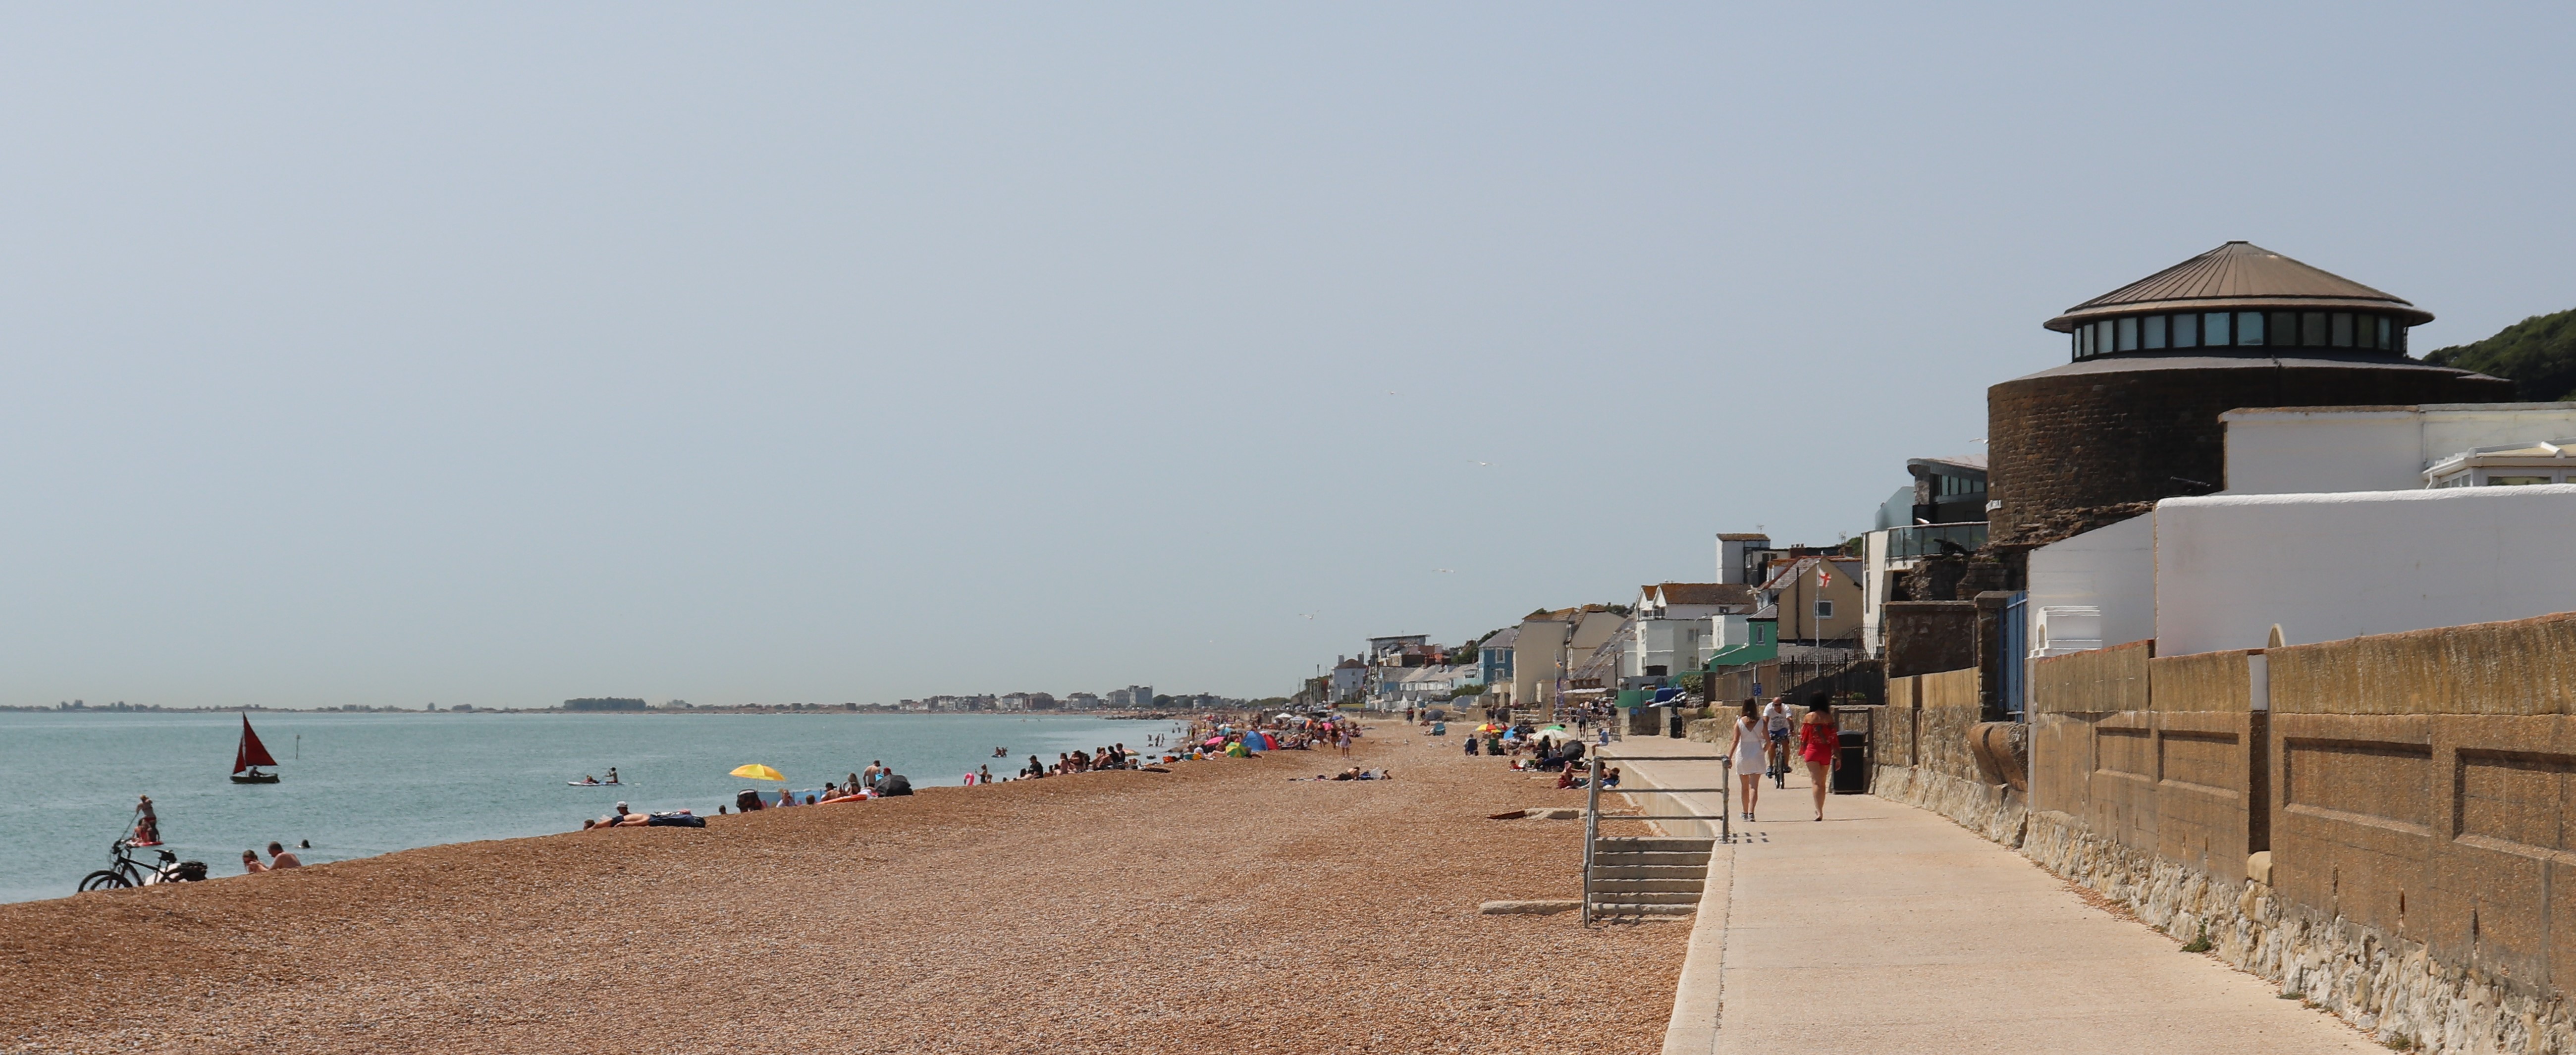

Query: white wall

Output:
[2223, 403, 2576, 495]
[2154, 484, 2576, 656]
[2026, 513, 2156, 649]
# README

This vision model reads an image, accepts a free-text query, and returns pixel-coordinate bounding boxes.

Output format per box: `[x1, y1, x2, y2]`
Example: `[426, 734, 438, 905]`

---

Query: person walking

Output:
[1797, 693, 1839, 821]
[1725, 698, 1767, 822]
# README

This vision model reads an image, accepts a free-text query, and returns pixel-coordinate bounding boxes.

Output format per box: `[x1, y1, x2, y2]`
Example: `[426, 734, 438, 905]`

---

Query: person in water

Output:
[131, 795, 160, 845]
[604, 767, 620, 784]
[266, 843, 302, 869]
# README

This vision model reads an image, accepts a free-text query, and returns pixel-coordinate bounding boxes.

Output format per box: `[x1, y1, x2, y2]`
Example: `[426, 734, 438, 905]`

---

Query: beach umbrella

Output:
[730, 763, 786, 782]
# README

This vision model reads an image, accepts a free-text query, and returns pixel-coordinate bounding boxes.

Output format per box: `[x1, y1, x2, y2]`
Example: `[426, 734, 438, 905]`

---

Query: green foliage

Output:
[1449, 683, 1486, 696]
[2422, 308, 2576, 401]
[1678, 672, 1707, 693]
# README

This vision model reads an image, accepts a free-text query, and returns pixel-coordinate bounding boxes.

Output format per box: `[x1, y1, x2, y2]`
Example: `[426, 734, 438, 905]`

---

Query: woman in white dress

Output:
[1725, 698, 1767, 822]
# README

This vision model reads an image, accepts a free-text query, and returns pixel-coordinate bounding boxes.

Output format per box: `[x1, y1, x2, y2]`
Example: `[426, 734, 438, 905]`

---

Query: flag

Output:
[1818, 564, 1831, 587]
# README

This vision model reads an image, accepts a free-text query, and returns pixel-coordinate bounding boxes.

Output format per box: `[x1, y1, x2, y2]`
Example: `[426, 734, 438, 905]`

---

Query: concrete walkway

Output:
[1605, 739, 2376, 1055]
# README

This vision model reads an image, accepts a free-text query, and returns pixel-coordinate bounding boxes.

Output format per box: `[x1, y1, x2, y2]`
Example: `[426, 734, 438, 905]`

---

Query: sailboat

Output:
[231, 714, 281, 784]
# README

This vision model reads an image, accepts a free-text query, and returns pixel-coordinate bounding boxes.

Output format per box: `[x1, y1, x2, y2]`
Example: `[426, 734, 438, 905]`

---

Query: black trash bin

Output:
[1667, 710, 1688, 738]
[1832, 729, 1871, 793]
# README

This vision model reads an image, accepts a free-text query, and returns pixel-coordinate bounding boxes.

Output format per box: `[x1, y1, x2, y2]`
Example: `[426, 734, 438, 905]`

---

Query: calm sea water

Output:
[0, 711, 1184, 904]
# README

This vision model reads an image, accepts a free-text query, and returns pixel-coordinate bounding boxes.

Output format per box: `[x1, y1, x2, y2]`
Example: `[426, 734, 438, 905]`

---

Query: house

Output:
[1476, 628, 1517, 690]
[1327, 659, 1367, 702]
[1374, 665, 1474, 709]
[1622, 582, 1756, 683]
[1757, 555, 1865, 646]
[1858, 456, 1990, 657]
[1503, 606, 1626, 713]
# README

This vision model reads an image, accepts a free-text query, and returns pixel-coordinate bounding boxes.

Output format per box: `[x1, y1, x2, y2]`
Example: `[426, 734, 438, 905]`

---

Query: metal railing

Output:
[1581, 754, 1736, 926]
[1883, 521, 1988, 560]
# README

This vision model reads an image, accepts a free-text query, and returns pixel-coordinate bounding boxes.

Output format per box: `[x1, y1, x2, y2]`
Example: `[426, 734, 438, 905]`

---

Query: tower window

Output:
[2237, 312, 2265, 345]
[2144, 315, 2167, 349]
[2173, 313, 2200, 348]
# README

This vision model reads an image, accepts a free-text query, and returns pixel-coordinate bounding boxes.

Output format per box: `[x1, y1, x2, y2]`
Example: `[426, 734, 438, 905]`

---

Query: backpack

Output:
[882, 774, 913, 796]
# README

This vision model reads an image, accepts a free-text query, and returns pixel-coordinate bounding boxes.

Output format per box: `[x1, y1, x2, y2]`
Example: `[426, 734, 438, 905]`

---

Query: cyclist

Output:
[1763, 696, 1795, 789]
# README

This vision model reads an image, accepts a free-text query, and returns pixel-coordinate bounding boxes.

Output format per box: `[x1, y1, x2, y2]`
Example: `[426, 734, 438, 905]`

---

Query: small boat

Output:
[231, 715, 281, 784]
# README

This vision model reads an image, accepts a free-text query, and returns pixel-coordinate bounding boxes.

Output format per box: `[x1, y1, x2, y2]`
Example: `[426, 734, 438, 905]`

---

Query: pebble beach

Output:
[0, 729, 1686, 1054]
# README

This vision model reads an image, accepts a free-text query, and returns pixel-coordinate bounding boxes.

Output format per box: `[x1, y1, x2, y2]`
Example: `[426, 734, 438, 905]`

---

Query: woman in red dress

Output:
[1796, 694, 1838, 821]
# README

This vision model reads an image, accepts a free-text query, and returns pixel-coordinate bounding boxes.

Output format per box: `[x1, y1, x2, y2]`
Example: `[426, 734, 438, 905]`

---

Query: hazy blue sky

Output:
[2, 4, 2569, 707]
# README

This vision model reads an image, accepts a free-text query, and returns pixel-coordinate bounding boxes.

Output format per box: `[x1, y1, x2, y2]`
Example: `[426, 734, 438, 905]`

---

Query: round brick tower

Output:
[1987, 242, 2511, 550]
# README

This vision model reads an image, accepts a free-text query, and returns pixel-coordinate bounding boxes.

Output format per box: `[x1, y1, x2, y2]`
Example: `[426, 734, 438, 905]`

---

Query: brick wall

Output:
[1986, 361, 2510, 548]
[1883, 601, 1977, 678]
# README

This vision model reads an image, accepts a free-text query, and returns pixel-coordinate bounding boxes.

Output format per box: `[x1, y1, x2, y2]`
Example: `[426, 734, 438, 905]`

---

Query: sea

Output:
[0, 710, 1187, 905]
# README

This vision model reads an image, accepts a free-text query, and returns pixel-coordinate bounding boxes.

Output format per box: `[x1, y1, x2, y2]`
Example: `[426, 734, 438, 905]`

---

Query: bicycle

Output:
[78, 839, 188, 892]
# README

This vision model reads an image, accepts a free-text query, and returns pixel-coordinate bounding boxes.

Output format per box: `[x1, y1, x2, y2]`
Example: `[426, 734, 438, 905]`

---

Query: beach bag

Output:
[646, 812, 705, 828]
[881, 775, 913, 796]
[175, 860, 209, 882]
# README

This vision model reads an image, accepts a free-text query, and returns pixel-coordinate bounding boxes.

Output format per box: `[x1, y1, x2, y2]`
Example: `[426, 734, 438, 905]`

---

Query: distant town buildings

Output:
[1300, 240, 2565, 724]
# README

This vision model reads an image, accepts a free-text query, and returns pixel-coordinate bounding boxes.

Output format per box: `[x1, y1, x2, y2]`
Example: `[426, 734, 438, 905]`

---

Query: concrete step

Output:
[1595, 838, 1715, 853]
[1588, 864, 1708, 880]
[1590, 880, 1705, 895]
[1587, 902, 1697, 916]
[1592, 851, 1711, 867]
[1591, 890, 1704, 905]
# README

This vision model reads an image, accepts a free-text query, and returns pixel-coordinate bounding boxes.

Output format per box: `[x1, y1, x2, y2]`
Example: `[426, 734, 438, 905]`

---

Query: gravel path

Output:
[2, 729, 1684, 1054]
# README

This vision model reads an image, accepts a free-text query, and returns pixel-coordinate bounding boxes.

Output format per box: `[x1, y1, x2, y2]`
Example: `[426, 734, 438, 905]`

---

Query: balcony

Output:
[1884, 522, 1987, 561]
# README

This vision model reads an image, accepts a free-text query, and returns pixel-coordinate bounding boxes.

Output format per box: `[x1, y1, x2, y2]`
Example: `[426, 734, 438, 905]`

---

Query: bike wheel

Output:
[79, 869, 131, 892]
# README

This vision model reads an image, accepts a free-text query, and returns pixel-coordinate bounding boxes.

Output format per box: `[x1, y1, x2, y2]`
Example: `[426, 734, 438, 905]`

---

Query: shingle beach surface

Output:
[1, 730, 1684, 1054]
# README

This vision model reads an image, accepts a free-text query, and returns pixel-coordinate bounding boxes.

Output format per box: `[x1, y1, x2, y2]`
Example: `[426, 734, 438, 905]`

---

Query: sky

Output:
[1, 3, 2570, 707]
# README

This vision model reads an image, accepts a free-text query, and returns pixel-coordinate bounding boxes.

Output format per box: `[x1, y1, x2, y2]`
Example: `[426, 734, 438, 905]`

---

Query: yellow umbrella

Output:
[730, 763, 785, 782]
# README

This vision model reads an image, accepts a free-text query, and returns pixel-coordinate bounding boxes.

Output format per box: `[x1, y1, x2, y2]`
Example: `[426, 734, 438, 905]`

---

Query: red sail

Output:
[234, 715, 279, 772]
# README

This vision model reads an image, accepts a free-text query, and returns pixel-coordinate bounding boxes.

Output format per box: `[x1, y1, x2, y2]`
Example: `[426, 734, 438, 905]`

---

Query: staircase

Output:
[1585, 836, 1714, 921]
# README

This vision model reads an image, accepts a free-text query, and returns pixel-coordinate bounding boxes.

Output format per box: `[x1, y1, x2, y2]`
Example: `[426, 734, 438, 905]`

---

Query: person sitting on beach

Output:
[977, 764, 993, 785]
[240, 850, 268, 874]
[1024, 755, 1046, 779]
[267, 843, 302, 869]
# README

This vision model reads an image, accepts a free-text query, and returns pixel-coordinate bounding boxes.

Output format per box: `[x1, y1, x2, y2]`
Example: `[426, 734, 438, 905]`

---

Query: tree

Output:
[2423, 308, 2576, 402]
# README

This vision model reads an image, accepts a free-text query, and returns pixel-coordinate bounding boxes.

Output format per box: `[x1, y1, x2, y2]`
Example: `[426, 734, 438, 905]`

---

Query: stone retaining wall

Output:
[1881, 611, 2576, 1053]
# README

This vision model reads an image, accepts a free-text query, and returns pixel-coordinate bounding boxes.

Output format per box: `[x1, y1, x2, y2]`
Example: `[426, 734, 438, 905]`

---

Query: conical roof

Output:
[2043, 242, 2432, 332]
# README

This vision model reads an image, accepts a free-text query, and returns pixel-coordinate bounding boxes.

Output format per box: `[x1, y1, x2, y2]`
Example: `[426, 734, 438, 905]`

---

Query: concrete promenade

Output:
[1607, 738, 2377, 1055]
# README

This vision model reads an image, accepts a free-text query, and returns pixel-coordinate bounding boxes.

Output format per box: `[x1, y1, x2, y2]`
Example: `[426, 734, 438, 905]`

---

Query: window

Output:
[2487, 475, 2555, 486]
[2377, 317, 2393, 350]
[2173, 312, 2200, 348]
[2206, 312, 2233, 346]
[2302, 312, 2327, 347]
[2095, 319, 2114, 355]
[2116, 316, 2138, 351]
[2331, 313, 2354, 347]
[2144, 315, 2167, 349]
[2269, 312, 2298, 347]
[2236, 312, 2264, 345]
[1815, 600, 1835, 619]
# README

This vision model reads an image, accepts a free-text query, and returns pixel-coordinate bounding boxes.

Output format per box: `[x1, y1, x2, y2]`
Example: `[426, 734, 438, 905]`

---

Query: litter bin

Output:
[1832, 728, 1871, 793]
[1667, 709, 1689, 738]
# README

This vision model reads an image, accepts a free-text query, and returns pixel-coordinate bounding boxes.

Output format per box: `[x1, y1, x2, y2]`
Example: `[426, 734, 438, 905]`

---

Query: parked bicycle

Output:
[78, 839, 199, 891]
